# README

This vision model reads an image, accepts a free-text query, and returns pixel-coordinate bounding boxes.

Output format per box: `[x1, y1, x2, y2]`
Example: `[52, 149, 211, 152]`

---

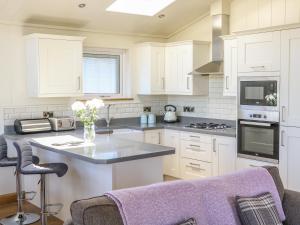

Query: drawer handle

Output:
[190, 144, 200, 148]
[186, 163, 205, 171]
[250, 65, 265, 70]
[186, 147, 205, 152]
[189, 135, 200, 139]
[249, 164, 260, 168]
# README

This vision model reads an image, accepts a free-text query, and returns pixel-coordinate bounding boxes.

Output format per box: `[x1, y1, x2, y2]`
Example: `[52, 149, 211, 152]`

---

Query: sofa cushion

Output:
[236, 192, 283, 225]
[177, 218, 197, 225]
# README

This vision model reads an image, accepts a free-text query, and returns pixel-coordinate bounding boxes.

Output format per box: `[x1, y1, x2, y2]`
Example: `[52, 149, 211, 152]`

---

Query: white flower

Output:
[72, 101, 86, 112]
[85, 98, 105, 109]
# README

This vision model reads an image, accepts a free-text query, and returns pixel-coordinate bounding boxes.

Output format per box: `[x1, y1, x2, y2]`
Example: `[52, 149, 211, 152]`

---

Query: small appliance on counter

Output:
[14, 119, 52, 134]
[140, 113, 148, 124]
[163, 105, 178, 123]
[148, 113, 156, 124]
[49, 117, 76, 131]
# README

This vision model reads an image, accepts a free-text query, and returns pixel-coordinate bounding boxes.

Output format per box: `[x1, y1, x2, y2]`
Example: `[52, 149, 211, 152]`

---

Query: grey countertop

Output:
[5, 130, 175, 164]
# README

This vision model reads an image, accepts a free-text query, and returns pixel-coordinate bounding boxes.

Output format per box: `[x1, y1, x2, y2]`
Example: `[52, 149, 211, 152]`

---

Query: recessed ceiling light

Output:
[78, 3, 86, 8]
[106, 0, 176, 16]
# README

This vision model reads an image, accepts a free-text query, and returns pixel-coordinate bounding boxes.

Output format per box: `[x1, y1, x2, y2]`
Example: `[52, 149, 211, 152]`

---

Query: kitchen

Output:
[0, 0, 300, 225]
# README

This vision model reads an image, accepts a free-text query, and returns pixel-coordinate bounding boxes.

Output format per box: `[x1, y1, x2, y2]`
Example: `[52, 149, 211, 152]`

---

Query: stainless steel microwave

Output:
[239, 77, 279, 111]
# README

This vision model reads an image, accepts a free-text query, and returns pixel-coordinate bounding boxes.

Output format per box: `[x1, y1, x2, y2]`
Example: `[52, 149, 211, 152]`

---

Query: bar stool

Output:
[0, 135, 40, 225]
[13, 140, 68, 225]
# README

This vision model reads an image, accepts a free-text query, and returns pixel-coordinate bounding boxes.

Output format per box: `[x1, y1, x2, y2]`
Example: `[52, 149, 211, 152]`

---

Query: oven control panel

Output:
[239, 109, 279, 122]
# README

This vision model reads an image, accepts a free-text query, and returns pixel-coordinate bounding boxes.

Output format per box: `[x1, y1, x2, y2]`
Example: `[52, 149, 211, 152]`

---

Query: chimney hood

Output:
[189, 14, 229, 76]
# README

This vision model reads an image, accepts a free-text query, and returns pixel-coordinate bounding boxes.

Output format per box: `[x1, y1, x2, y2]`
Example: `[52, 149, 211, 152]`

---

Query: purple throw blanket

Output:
[105, 168, 285, 225]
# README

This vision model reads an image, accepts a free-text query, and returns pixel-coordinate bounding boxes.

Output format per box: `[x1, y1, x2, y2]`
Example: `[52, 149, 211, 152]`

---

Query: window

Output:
[83, 51, 123, 96]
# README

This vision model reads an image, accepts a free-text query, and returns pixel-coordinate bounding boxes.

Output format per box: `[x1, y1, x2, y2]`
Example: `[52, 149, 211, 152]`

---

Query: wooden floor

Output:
[0, 201, 63, 225]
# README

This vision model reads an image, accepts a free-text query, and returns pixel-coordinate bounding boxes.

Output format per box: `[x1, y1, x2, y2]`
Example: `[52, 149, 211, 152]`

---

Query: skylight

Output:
[106, 0, 176, 16]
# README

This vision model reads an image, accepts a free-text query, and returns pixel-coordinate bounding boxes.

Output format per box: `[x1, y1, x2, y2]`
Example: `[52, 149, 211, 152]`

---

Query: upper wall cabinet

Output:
[281, 28, 300, 127]
[25, 33, 85, 97]
[237, 31, 280, 73]
[231, 0, 296, 33]
[223, 38, 237, 96]
[136, 43, 165, 95]
[165, 41, 210, 96]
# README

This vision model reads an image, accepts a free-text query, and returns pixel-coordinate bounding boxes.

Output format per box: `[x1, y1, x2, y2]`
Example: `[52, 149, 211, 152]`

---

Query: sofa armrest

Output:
[283, 189, 300, 225]
[70, 196, 124, 225]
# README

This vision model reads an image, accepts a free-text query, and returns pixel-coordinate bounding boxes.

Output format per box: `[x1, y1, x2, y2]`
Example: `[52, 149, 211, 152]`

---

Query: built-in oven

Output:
[239, 77, 279, 111]
[238, 119, 279, 163]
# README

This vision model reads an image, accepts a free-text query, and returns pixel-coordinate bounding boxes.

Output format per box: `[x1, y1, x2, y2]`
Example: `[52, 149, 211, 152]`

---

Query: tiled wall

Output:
[2, 96, 167, 126]
[1, 76, 237, 128]
[167, 76, 237, 120]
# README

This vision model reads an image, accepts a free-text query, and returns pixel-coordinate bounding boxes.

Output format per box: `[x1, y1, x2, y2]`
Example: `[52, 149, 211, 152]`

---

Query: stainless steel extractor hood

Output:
[190, 14, 229, 76]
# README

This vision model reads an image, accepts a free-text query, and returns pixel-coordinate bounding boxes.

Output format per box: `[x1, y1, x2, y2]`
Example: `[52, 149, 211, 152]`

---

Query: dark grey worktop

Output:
[5, 130, 175, 164]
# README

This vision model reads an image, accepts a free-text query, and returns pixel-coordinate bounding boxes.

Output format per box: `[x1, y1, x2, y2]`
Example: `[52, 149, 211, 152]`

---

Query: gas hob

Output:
[185, 122, 231, 130]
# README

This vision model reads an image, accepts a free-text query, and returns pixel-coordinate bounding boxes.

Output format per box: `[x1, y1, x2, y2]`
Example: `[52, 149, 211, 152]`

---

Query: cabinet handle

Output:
[250, 65, 265, 71]
[187, 163, 205, 171]
[213, 138, 217, 153]
[161, 78, 165, 90]
[187, 77, 190, 90]
[249, 164, 259, 168]
[158, 133, 161, 145]
[225, 76, 229, 90]
[186, 147, 205, 152]
[282, 106, 286, 122]
[189, 135, 200, 139]
[78, 76, 81, 91]
[190, 144, 200, 148]
[281, 130, 285, 147]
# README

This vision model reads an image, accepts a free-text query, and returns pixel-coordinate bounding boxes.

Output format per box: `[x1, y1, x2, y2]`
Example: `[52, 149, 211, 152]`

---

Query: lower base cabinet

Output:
[279, 126, 300, 191]
[160, 130, 237, 180]
[162, 130, 180, 178]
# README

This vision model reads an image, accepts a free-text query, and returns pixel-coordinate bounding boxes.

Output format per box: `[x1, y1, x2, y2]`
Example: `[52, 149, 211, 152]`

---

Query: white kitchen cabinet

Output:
[162, 130, 180, 178]
[212, 136, 237, 176]
[180, 158, 212, 180]
[279, 126, 300, 191]
[285, 0, 300, 25]
[223, 38, 238, 96]
[237, 31, 280, 74]
[281, 28, 300, 127]
[144, 130, 163, 145]
[136, 43, 165, 95]
[165, 41, 210, 96]
[236, 157, 278, 170]
[230, 0, 286, 32]
[25, 33, 85, 97]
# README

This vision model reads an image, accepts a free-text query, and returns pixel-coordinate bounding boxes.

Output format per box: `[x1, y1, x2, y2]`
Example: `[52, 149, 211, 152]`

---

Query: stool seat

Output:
[0, 157, 17, 167]
[20, 162, 68, 177]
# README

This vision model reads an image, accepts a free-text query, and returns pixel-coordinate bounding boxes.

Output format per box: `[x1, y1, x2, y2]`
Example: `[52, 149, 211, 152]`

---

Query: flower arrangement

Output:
[265, 93, 277, 106]
[72, 98, 105, 142]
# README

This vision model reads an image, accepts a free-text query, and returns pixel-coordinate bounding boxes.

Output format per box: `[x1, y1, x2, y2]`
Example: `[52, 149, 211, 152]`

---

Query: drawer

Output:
[180, 158, 212, 180]
[181, 140, 212, 162]
[181, 132, 212, 143]
[236, 157, 278, 171]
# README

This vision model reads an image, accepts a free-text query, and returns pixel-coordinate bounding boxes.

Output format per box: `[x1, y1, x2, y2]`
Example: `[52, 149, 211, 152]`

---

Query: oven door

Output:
[238, 120, 279, 162]
[240, 80, 278, 107]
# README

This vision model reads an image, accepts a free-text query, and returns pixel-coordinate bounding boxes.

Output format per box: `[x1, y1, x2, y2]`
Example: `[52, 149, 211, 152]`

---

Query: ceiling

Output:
[0, 0, 213, 37]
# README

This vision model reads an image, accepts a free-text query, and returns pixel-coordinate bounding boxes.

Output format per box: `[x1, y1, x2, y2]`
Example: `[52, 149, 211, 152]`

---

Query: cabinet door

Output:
[238, 31, 280, 73]
[223, 39, 237, 96]
[151, 46, 165, 94]
[177, 45, 193, 94]
[38, 38, 82, 96]
[213, 137, 237, 176]
[285, 0, 300, 25]
[281, 29, 300, 127]
[163, 130, 180, 178]
[180, 158, 212, 180]
[144, 130, 161, 145]
[165, 46, 179, 94]
[271, 0, 285, 26]
[280, 127, 300, 192]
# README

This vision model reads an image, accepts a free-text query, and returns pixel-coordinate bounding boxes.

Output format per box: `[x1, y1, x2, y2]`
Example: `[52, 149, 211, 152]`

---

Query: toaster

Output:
[49, 117, 76, 131]
[14, 119, 52, 134]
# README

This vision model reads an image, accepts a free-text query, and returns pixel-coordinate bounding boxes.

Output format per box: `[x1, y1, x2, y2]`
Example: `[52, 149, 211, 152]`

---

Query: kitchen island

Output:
[5, 130, 175, 221]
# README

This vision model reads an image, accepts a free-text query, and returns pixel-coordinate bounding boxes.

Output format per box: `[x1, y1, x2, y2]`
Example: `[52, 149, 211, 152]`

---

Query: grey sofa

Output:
[69, 167, 300, 225]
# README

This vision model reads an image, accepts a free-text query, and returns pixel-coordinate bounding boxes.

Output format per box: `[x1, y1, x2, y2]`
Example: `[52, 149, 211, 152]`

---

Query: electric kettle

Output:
[164, 105, 178, 123]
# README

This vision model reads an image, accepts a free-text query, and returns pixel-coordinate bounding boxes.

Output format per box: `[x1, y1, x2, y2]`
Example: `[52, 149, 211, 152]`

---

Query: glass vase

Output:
[84, 124, 96, 143]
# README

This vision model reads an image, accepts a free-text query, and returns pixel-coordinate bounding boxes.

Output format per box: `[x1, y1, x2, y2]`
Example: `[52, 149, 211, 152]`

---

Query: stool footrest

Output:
[19, 191, 37, 201]
[43, 203, 63, 216]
